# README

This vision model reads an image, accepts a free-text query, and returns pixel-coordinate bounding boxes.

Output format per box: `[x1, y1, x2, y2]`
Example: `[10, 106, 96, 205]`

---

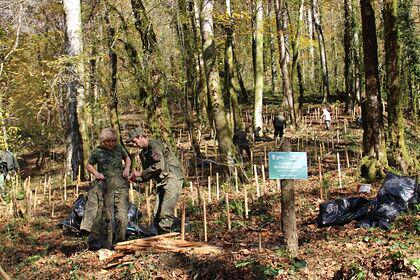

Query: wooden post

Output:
[234, 166, 239, 193]
[337, 153, 342, 189]
[181, 200, 186, 240]
[209, 162, 212, 178]
[261, 165, 266, 194]
[280, 139, 298, 257]
[43, 175, 47, 196]
[264, 146, 267, 166]
[130, 183, 134, 203]
[33, 185, 38, 211]
[258, 231, 262, 251]
[76, 165, 81, 198]
[48, 176, 52, 203]
[146, 184, 151, 223]
[336, 130, 340, 144]
[216, 173, 220, 201]
[190, 181, 195, 205]
[64, 175, 67, 201]
[276, 179, 281, 191]
[254, 165, 260, 197]
[207, 176, 211, 202]
[225, 193, 231, 230]
[202, 194, 207, 242]
[51, 202, 55, 218]
[318, 156, 323, 200]
[345, 146, 350, 168]
[250, 150, 254, 167]
[244, 186, 249, 219]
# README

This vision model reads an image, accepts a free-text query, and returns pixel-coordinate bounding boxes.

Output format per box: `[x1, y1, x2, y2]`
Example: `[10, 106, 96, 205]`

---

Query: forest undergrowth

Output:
[0, 103, 419, 280]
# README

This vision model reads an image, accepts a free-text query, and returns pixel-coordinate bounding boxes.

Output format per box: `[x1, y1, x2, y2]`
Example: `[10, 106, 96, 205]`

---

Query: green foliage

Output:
[347, 262, 367, 280]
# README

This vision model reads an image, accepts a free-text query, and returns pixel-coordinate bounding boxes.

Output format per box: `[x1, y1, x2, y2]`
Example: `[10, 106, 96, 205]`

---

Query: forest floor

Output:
[0, 103, 419, 279]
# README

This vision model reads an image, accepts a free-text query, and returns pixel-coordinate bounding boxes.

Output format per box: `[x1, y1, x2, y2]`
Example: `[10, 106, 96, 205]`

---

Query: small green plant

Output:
[230, 199, 244, 217]
[348, 262, 367, 280]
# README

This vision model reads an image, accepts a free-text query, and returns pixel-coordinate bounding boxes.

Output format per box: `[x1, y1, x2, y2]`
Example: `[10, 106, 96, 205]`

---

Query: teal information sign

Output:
[268, 152, 308, 179]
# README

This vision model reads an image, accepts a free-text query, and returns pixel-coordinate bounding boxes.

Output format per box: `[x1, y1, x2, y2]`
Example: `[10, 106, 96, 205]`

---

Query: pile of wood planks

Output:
[114, 233, 222, 255]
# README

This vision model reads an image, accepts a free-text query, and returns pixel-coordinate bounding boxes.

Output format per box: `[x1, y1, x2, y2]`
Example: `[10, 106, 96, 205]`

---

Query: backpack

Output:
[0, 150, 19, 175]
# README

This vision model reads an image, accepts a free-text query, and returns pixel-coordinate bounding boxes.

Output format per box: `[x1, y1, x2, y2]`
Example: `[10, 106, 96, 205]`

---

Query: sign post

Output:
[268, 152, 308, 180]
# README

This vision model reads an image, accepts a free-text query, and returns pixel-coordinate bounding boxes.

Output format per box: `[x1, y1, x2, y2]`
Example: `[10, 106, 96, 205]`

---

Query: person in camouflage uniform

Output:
[0, 150, 19, 197]
[80, 127, 131, 249]
[127, 127, 184, 234]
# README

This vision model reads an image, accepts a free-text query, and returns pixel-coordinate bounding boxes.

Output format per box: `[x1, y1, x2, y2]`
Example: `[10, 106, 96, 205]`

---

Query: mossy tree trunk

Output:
[359, 0, 387, 181]
[383, 0, 414, 173]
[130, 0, 173, 145]
[201, 0, 235, 162]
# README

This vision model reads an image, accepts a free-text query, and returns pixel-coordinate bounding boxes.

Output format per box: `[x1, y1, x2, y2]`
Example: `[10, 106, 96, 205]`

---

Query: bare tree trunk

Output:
[253, 0, 264, 135]
[312, 0, 330, 103]
[201, 0, 235, 162]
[274, 0, 296, 127]
[383, 0, 414, 173]
[359, 0, 387, 181]
[344, 0, 355, 114]
[268, 0, 278, 94]
[63, 0, 86, 180]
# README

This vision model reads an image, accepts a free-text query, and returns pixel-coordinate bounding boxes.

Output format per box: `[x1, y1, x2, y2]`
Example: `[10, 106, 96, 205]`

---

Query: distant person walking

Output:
[321, 108, 331, 130]
[127, 127, 184, 235]
[0, 150, 19, 197]
[272, 115, 286, 139]
[233, 128, 251, 161]
[81, 127, 131, 250]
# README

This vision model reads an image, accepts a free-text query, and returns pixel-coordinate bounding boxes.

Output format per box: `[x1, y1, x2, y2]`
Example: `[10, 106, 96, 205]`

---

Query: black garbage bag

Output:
[357, 173, 419, 230]
[317, 197, 373, 227]
[58, 197, 146, 237]
[58, 195, 86, 236]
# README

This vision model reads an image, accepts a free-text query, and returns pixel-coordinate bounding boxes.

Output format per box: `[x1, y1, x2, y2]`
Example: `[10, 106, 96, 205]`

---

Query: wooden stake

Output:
[146, 184, 151, 223]
[318, 156, 323, 200]
[264, 146, 267, 166]
[207, 176, 211, 202]
[43, 175, 47, 196]
[225, 193, 231, 230]
[261, 165, 266, 194]
[250, 150, 254, 167]
[244, 186, 249, 219]
[345, 146, 350, 168]
[337, 153, 342, 189]
[209, 162, 212, 178]
[33, 185, 38, 211]
[189, 181, 195, 205]
[336, 130, 340, 143]
[216, 173, 220, 201]
[276, 179, 281, 191]
[202, 194, 207, 242]
[130, 183, 134, 203]
[258, 231, 262, 251]
[51, 202, 55, 218]
[254, 165, 260, 197]
[181, 201, 186, 241]
[64, 175, 67, 201]
[48, 176, 52, 203]
[234, 166, 238, 193]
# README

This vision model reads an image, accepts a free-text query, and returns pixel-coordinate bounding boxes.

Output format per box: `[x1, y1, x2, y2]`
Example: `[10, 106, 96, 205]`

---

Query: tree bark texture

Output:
[280, 139, 298, 257]
[201, 0, 235, 161]
[359, 0, 387, 180]
[344, 0, 355, 113]
[63, 0, 86, 180]
[383, 0, 413, 173]
[274, 0, 296, 126]
[130, 0, 173, 144]
[311, 0, 330, 103]
[253, 0, 264, 135]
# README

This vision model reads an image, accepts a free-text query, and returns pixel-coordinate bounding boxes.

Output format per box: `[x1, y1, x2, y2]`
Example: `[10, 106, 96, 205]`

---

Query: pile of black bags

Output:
[317, 173, 419, 230]
[58, 195, 145, 237]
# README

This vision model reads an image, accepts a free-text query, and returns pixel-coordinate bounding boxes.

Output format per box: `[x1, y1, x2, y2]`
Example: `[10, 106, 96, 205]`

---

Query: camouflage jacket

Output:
[139, 139, 183, 183]
[88, 144, 128, 176]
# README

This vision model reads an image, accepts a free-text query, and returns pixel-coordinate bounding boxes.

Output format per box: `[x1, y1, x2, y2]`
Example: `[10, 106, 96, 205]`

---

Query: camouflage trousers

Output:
[153, 176, 183, 232]
[80, 176, 129, 249]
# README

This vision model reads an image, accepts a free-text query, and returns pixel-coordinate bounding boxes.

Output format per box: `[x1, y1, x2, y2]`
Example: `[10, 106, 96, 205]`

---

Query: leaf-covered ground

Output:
[0, 104, 419, 279]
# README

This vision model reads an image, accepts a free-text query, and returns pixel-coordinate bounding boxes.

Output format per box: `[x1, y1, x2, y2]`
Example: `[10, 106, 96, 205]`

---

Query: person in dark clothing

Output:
[272, 115, 286, 139]
[233, 129, 251, 161]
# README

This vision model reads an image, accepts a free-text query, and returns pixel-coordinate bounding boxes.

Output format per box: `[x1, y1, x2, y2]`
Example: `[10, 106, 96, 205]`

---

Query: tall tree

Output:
[274, 0, 296, 127]
[344, 0, 355, 114]
[201, 0, 235, 162]
[311, 0, 330, 103]
[359, 0, 387, 181]
[130, 0, 173, 144]
[253, 0, 264, 135]
[224, 0, 243, 131]
[63, 0, 87, 180]
[383, 0, 414, 172]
